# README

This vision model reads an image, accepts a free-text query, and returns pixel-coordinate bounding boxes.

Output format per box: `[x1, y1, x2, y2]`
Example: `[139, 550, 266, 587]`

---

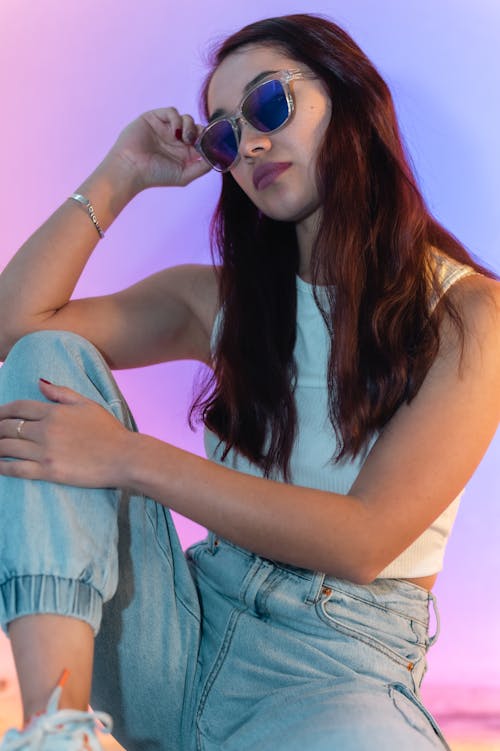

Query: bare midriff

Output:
[401, 574, 438, 591]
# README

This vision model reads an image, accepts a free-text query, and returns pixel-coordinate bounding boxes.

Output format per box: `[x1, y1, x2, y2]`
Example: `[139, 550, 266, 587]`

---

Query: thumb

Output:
[38, 378, 83, 405]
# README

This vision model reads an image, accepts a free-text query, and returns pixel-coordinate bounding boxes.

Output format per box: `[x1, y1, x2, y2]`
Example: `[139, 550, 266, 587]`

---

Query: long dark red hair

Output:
[189, 14, 496, 481]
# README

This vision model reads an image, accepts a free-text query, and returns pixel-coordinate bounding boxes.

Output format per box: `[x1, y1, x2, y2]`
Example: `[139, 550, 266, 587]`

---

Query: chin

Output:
[257, 200, 320, 224]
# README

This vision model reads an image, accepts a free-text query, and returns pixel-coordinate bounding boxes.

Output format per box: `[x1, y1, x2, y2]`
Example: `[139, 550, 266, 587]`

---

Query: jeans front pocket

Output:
[315, 581, 429, 688]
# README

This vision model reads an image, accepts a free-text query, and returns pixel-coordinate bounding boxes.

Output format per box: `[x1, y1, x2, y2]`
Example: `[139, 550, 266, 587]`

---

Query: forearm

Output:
[0, 152, 140, 349]
[122, 432, 374, 583]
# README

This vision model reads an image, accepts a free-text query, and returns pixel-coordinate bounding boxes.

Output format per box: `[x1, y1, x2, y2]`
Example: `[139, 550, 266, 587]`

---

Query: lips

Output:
[253, 162, 291, 191]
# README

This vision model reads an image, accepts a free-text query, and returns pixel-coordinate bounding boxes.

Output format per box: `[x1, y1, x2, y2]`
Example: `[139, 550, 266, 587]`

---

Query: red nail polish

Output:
[175, 128, 182, 141]
[39, 378, 53, 384]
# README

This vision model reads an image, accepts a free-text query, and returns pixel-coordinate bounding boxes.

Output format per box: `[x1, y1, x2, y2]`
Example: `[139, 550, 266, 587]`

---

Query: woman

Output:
[0, 13, 498, 751]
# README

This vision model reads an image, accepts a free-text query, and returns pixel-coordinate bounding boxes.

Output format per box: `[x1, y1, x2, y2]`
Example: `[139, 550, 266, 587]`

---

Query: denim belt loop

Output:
[427, 590, 441, 647]
[304, 571, 326, 605]
[207, 530, 220, 554]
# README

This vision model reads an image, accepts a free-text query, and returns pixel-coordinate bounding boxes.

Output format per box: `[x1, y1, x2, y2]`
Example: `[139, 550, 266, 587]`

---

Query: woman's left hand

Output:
[0, 379, 132, 488]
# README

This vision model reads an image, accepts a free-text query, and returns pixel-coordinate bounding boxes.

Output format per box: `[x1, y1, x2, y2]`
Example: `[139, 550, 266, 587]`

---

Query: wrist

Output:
[72, 153, 141, 232]
[117, 431, 163, 496]
[100, 149, 146, 198]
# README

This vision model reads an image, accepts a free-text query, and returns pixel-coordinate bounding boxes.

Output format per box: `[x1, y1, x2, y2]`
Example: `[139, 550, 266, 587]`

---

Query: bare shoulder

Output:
[447, 271, 500, 312]
[98, 262, 220, 368]
[439, 272, 500, 360]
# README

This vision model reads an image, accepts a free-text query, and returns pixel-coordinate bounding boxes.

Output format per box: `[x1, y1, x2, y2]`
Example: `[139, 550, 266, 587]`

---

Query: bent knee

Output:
[0, 330, 105, 401]
[6, 330, 97, 361]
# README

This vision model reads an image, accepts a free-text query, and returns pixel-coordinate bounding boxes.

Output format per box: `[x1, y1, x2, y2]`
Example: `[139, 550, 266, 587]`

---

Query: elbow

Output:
[341, 495, 391, 585]
[336, 507, 382, 586]
[342, 544, 385, 585]
[349, 548, 393, 584]
[347, 564, 379, 586]
[352, 568, 380, 586]
[326, 555, 379, 586]
[351, 554, 397, 585]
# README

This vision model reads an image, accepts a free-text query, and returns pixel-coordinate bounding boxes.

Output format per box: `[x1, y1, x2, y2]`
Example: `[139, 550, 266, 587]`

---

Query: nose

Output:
[238, 120, 272, 160]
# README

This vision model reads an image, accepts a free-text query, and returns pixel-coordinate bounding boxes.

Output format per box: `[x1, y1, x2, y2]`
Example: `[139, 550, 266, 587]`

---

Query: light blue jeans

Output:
[0, 331, 451, 751]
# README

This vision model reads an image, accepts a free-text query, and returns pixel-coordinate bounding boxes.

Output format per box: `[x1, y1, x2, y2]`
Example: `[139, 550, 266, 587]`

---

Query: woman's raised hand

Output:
[109, 107, 211, 192]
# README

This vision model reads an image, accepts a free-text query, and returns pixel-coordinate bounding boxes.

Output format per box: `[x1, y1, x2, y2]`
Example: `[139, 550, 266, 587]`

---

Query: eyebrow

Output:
[208, 69, 278, 123]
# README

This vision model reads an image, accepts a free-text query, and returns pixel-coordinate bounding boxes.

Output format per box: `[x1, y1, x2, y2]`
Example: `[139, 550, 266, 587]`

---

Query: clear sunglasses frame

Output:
[195, 69, 316, 173]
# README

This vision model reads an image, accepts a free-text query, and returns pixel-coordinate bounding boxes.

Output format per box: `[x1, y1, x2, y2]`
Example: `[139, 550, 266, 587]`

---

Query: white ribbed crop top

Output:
[204, 251, 479, 578]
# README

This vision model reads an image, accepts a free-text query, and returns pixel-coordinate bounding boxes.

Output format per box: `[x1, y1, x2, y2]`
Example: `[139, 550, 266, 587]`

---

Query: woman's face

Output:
[206, 44, 332, 224]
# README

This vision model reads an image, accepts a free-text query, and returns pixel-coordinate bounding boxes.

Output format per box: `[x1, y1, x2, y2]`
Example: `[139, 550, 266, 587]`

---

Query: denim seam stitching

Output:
[72, 348, 132, 420]
[216, 536, 253, 559]
[326, 583, 428, 626]
[305, 572, 326, 604]
[317, 599, 417, 668]
[143, 503, 200, 620]
[97, 490, 121, 598]
[389, 683, 452, 750]
[238, 559, 266, 604]
[257, 568, 292, 617]
[195, 607, 243, 751]
[213, 539, 318, 583]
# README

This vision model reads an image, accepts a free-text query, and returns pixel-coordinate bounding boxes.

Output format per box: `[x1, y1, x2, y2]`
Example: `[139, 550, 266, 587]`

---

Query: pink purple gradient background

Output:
[0, 0, 498, 694]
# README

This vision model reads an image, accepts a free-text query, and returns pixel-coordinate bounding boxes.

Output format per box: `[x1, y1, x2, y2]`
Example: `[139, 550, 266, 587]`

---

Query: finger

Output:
[145, 108, 183, 140]
[179, 114, 198, 146]
[0, 457, 43, 481]
[0, 399, 48, 421]
[0, 418, 37, 441]
[38, 380, 87, 405]
[147, 106, 182, 125]
[138, 109, 181, 149]
[0, 437, 41, 461]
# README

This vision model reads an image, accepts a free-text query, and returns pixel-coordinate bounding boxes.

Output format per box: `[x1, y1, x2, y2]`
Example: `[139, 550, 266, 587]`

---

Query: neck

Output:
[295, 211, 321, 283]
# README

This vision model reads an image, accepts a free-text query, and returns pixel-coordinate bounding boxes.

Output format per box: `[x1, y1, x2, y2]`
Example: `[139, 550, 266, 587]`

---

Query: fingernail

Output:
[175, 128, 182, 141]
[39, 378, 53, 384]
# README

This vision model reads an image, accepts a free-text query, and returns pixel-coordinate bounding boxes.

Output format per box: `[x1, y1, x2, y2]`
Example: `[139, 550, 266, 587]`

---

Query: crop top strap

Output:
[428, 250, 479, 313]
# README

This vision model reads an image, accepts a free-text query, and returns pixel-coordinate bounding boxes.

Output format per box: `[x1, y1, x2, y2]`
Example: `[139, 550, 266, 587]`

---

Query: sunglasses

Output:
[195, 69, 315, 173]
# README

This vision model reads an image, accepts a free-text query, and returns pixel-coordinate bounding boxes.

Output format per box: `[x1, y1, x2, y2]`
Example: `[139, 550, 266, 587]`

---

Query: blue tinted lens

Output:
[201, 120, 238, 171]
[243, 79, 290, 131]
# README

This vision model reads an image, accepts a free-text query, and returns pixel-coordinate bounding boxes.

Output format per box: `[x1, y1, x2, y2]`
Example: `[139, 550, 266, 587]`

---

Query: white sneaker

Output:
[0, 670, 113, 750]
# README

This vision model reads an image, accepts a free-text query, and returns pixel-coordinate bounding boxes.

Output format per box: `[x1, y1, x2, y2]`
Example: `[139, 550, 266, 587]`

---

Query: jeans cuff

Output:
[0, 574, 103, 637]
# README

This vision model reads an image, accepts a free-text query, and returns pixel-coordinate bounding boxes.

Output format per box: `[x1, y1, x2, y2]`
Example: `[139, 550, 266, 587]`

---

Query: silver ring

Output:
[16, 419, 25, 438]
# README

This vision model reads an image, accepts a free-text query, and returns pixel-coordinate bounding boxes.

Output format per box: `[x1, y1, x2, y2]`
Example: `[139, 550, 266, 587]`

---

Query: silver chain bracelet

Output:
[68, 193, 105, 239]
